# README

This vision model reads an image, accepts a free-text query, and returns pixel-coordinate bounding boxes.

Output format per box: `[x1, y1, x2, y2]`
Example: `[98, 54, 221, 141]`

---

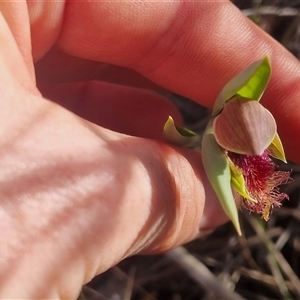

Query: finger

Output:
[57, 1, 299, 105]
[38, 81, 182, 140]
[54, 1, 300, 162]
[27, 1, 65, 61]
[38, 80, 229, 230]
[0, 1, 36, 82]
[35, 47, 164, 92]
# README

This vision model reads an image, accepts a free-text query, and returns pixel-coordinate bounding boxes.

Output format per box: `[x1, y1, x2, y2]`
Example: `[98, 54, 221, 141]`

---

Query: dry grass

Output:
[82, 1, 300, 299]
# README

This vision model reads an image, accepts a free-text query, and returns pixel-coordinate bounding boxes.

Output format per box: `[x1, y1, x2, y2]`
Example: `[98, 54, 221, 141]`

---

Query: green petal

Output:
[229, 159, 256, 202]
[163, 116, 201, 148]
[212, 56, 271, 116]
[268, 132, 287, 163]
[202, 120, 241, 235]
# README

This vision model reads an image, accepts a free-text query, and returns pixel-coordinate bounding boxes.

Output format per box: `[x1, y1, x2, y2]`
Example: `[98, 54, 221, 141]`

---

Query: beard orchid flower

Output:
[164, 57, 290, 235]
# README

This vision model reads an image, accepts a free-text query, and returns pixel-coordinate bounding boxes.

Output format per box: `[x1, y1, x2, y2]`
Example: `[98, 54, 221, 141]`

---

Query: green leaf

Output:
[212, 56, 271, 116]
[268, 132, 287, 163]
[202, 120, 242, 235]
[163, 116, 201, 148]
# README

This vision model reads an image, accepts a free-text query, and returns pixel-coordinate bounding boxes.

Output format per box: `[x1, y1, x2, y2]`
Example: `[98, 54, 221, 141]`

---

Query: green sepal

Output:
[212, 56, 271, 116]
[163, 116, 201, 148]
[268, 132, 287, 163]
[202, 120, 242, 235]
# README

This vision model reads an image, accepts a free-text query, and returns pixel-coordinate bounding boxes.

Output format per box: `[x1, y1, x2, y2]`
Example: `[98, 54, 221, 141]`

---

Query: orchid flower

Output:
[164, 57, 290, 235]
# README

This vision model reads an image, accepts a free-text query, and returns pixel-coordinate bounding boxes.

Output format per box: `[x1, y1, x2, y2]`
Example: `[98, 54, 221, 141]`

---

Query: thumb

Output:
[0, 94, 221, 298]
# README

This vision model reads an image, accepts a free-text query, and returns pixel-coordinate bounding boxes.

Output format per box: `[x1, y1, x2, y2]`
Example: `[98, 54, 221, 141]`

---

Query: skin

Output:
[0, 1, 299, 298]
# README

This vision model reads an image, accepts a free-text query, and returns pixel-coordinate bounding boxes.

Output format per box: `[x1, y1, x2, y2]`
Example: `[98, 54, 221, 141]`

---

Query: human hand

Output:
[0, 1, 300, 298]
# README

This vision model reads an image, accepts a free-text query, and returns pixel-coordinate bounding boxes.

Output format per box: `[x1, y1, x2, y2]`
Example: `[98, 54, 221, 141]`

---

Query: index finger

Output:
[34, 1, 300, 162]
